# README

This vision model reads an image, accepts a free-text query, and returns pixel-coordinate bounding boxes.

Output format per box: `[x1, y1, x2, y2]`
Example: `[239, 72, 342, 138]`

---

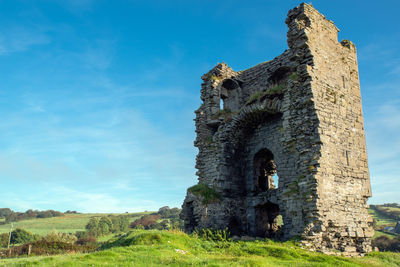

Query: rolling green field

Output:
[368, 209, 397, 226]
[383, 207, 400, 212]
[0, 212, 150, 236]
[2, 207, 395, 238]
[0, 230, 399, 267]
[368, 207, 399, 239]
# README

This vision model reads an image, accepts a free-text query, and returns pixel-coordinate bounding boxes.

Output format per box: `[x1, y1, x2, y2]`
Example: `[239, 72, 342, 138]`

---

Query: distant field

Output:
[374, 230, 397, 239]
[368, 206, 399, 240]
[368, 208, 397, 226]
[384, 207, 400, 212]
[0, 212, 151, 236]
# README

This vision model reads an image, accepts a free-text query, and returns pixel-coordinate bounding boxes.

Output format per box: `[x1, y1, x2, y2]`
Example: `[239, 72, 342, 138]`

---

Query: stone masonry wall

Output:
[181, 3, 373, 256]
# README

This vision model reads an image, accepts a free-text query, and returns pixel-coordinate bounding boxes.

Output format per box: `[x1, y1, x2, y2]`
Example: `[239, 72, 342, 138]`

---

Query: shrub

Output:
[153, 220, 169, 230]
[0, 233, 9, 248]
[372, 236, 400, 252]
[170, 218, 184, 230]
[10, 228, 39, 245]
[100, 231, 163, 250]
[44, 230, 77, 244]
[0, 208, 12, 218]
[130, 214, 161, 229]
[194, 228, 231, 242]
[86, 217, 100, 237]
[0, 239, 98, 258]
[75, 231, 88, 239]
[76, 236, 97, 246]
[84, 215, 130, 237]
[110, 215, 130, 233]
[187, 183, 221, 205]
[98, 217, 113, 235]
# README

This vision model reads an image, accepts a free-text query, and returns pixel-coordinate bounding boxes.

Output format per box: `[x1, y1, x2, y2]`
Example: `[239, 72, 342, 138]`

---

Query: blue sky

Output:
[0, 0, 399, 212]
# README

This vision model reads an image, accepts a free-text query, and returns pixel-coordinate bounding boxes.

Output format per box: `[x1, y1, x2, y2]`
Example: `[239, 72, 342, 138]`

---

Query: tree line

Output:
[130, 206, 183, 230]
[83, 215, 130, 237]
[0, 208, 64, 223]
[83, 207, 183, 237]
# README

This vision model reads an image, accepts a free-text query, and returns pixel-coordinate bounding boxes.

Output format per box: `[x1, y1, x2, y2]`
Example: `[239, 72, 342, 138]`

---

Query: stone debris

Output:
[181, 3, 373, 256]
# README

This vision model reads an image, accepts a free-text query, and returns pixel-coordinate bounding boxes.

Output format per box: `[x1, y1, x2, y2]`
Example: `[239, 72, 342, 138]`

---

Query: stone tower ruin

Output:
[181, 3, 373, 255]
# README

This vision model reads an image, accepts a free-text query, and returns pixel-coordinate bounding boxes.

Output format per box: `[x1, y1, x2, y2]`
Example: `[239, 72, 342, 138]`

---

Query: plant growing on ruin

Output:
[246, 85, 284, 105]
[204, 136, 213, 145]
[212, 108, 232, 118]
[266, 84, 284, 94]
[288, 72, 299, 81]
[246, 91, 265, 105]
[211, 108, 236, 122]
[187, 184, 221, 205]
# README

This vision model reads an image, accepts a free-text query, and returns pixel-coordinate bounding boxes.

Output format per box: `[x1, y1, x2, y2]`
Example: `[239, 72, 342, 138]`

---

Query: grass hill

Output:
[0, 229, 399, 267]
[0, 212, 149, 236]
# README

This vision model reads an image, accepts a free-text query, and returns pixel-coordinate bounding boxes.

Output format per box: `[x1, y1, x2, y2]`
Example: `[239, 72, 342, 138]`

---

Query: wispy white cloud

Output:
[0, 84, 196, 212]
[0, 26, 50, 55]
[365, 100, 400, 203]
[356, 37, 400, 203]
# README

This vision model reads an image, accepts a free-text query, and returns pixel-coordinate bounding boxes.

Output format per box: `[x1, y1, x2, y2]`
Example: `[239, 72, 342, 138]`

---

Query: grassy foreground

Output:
[1, 230, 399, 267]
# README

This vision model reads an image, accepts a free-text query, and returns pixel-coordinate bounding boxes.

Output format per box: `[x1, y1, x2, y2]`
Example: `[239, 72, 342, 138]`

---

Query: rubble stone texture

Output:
[181, 3, 373, 256]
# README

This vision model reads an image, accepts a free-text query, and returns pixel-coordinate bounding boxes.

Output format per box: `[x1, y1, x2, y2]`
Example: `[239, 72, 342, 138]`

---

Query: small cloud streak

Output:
[365, 101, 400, 204]
[0, 26, 49, 55]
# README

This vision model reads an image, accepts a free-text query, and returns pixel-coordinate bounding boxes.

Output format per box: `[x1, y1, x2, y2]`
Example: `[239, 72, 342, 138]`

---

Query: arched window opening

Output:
[272, 173, 279, 188]
[219, 86, 229, 110]
[268, 67, 291, 84]
[219, 98, 224, 110]
[253, 149, 278, 192]
[221, 78, 239, 91]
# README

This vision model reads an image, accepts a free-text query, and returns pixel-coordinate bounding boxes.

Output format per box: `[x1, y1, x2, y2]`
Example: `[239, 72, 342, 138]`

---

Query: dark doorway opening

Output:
[255, 202, 282, 238]
[228, 217, 242, 236]
[184, 201, 197, 233]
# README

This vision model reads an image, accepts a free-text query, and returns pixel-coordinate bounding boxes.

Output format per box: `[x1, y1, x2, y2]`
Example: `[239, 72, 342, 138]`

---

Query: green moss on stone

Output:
[188, 183, 222, 205]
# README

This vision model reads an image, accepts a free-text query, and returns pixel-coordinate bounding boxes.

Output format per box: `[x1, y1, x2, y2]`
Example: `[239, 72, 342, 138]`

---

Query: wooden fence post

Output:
[28, 244, 32, 256]
[7, 223, 13, 249]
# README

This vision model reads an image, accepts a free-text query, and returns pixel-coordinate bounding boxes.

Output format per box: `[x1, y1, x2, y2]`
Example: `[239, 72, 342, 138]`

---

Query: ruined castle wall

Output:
[182, 3, 373, 256]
